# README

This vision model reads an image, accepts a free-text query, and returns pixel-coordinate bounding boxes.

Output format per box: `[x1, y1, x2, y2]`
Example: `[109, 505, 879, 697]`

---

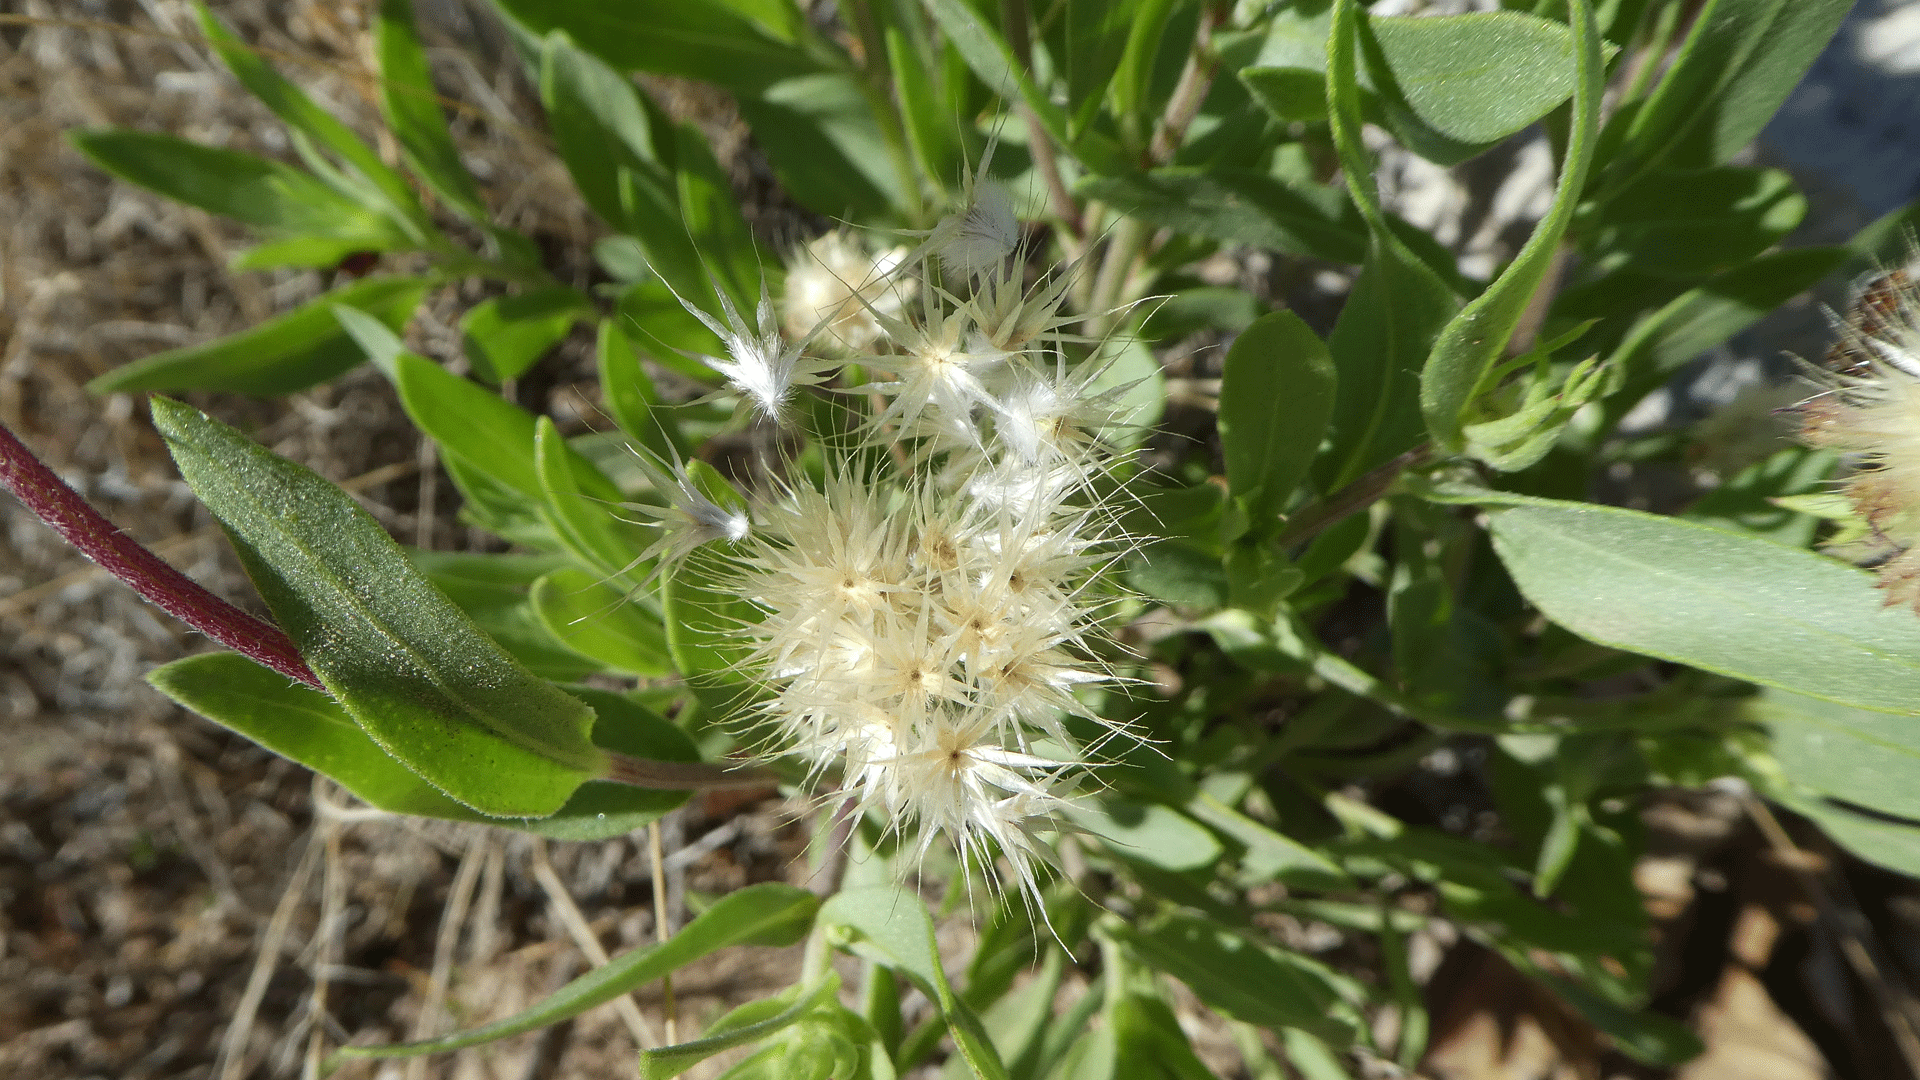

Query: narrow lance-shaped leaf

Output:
[1075, 169, 1367, 265]
[195, 2, 430, 237]
[375, 0, 489, 221]
[460, 287, 593, 384]
[736, 73, 906, 221]
[924, 0, 1122, 173]
[639, 978, 842, 1080]
[1420, 0, 1602, 451]
[531, 567, 672, 678]
[68, 129, 406, 247]
[149, 654, 693, 841]
[88, 276, 427, 396]
[333, 883, 819, 1061]
[1750, 690, 1920, 823]
[1065, 0, 1137, 136]
[489, 0, 819, 96]
[1595, 246, 1848, 427]
[1594, 0, 1849, 197]
[151, 398, 605, 817]
[1109, 916, 1361, 1045]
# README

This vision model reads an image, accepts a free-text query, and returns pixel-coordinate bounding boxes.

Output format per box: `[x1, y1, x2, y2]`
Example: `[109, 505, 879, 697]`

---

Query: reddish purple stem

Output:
[0, 419, 320, 688]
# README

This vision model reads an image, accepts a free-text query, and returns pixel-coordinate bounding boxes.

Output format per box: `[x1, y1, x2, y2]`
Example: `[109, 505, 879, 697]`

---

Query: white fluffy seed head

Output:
[937, 180, 1020, 280]
[641, 181, 1150, 903]
[782, 232, 911, 353]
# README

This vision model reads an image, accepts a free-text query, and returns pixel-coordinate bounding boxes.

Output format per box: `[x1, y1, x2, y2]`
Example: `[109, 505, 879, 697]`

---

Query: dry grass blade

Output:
[529, 837, 660, 1050]
[1746, 796, 1920, 1078]
[215, 829, 321, 1080]
[305, 807, 346, 1080]
[649, 820, 678, 1045]
[404, 827, 491, 1080]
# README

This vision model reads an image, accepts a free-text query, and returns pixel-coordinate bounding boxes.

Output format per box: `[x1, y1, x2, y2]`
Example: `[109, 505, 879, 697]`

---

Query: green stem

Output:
[1275, 443, 1431, 550]
[848, 0, 927, 225]
[1087, 214, 1150, 336]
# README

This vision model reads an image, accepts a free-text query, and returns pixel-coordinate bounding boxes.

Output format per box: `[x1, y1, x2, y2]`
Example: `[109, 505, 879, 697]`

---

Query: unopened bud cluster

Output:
[633, 173, 1139, 900]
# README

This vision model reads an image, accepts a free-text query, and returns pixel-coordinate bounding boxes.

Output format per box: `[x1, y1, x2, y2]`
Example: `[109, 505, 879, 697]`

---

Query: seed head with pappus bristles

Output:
[1798, 264, 1920, 609]
[623, 166, 1150, 907]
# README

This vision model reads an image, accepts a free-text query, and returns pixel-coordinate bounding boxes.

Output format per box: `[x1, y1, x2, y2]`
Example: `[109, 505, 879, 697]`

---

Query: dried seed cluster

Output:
[637, 180, 1141, 900]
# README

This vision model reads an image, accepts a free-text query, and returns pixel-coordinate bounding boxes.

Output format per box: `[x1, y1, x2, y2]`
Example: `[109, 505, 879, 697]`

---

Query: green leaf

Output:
[1105, 991, 1220, 1080]
[597, 318, 687, 462]
[1317, 244, 1457, 489]
[461, 287, 592, 384]
[1461, 492, 1920, 718]
[68, 129, 407, 246]
[886, 26, 960, 187]
[1775, 791, 1920, 882]
[1067, 798, 1223, 872]
[391, 348, 544, 497]
[1752, 690, 1920, 822]
[531, 417, 649, 579]
[149, 652, 490, 821]
[152, 398, 604, 817]
[538, 33, 714, 308]
[1076, 169, 1366, 265]
[1585, 167, 1806, 281]
[738, 74, 904, 220]
[1685, 445, 1837, 546]
[412, 550, 601, 681]
[1110, 917, 1360, 1045]
[1126, 540, 1227, 608]
[1595, 246, 1848, 421]
[640, 978, 843, 1080]
[677, 122, 765, 310]
[538, 29, 668, 228]
[531, 568, 672, 678]
[335, 883, 819, 1060]
[1139, 286, 1265, 341]
[375, 0, 489, 222]
[1185, 792, 1348, 888]
[491, 0, 819, 95]
[1108, 0, 1182, 154]
[1596, 0, 1850, 193]
[87, 276, 425, 396]
[1320, 0, 1459, 488]
[227, 236, 387, 271]
[661, 521, 764, 722]
[195, 3, 428, 235]
[442, 451, 563, 550]
[155, 655, 694, 840]
[1363, 12, 1589, 159]
[1066, 0, 1136, 136]
[821, 888, 1010, 1080]
[1420, 0, 1602, 451]
[924, 0, 1120, 174]
[1241, 66, 1332, 124]
[1219, 311, 1336, 530]
[528, 687, 696, 839]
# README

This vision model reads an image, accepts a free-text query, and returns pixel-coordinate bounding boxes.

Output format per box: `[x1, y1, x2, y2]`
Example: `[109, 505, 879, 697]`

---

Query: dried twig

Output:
[216, 830, 320, 1080]
[0, 418, 319, 685]
[1745, 796, 1920, 1078]
[404, 828, 491, 1080]
[649, 821, 678, 1045]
